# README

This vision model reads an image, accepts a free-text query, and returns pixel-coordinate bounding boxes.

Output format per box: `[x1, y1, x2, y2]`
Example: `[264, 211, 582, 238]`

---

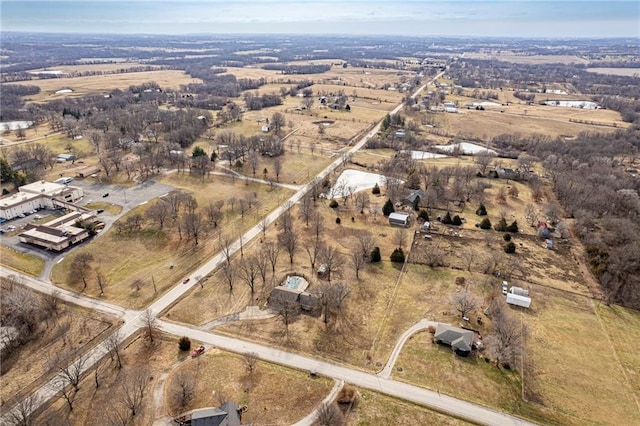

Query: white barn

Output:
[388, 212, 410, 227]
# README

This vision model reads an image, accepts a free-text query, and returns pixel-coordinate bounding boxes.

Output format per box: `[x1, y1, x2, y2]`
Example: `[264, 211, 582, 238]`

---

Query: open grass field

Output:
[0, 245, 45, 277]
[346, 387, 471, 425]
[50, 173, 293, 309]
[0, 280, 114, 409]
[6, 70, 201, 101]
[166, 347, 334, 424]
[586, 67, 640, 77]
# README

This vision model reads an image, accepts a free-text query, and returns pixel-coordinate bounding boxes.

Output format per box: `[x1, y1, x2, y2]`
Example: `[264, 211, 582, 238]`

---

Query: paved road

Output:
[0, 71, 537, 426]
[292, 379, 344, 426]
[378, 318, 438, 379]
[158, 321, 534, 426]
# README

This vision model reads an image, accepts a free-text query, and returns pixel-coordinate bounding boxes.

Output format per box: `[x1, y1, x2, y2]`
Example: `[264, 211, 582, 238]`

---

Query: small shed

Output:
[261, 125, 270, 133]
[506, 293, 531, 308]
[509, 286, 529, 297]
[388, 212, 410, 227]
[423, 221, 431, 232]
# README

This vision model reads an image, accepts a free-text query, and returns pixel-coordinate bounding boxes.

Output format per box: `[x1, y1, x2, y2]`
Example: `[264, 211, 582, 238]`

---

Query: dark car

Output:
[182, 278, 190, 284]
[97, 209, 104, 214]
[102, 193, 109, 198]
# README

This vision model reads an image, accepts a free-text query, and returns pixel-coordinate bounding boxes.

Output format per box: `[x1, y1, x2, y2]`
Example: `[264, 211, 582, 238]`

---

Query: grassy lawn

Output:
[347, 388, 470, 425]
[0, 245, 45, 277]
[84, 201, 123, 215]
[167, 349, 334, 424]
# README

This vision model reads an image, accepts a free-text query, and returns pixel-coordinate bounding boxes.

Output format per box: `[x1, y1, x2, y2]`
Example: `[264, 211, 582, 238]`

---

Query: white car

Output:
[502, 280, 509, 295]
[7, 225, 16, 230]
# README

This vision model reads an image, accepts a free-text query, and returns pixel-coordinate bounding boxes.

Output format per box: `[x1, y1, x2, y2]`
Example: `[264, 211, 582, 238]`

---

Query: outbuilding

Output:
[506, 293, 531, 308]
[388, 212, 410, 227]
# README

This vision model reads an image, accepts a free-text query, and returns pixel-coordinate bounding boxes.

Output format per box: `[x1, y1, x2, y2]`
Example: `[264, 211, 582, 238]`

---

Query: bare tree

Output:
[356, 233, 375, 261]
[219, 233, 234, 264]
[485, 304, 527, 369]
[350, 245, 367, 280]
[475, 151, 495, 175]
[104, 329, 123, 369]
[181, 211, 206, 245]
[316, 402, 345, 426]
[248, 149, 260, 176]
[300, 193, 314, 226]
[270, 294, 300, 337]
[354, 192, 370, 214]
[304, 237, 324, 271]
[146, 201, 170, 230]
[525, 203, 538, 226]
[243, 352, 259, 373]
[50, 376, 76, 412]
[271, 112, 286, 136]
[279, 227, 298, 264]
[170, 371, 195, 413]
[51, 352, 87, 392]
[204, 201, 224, 228]
[141, 309, 157, 345]
[255, 251, 270, 286]
[120, 368, 150, 418]
[69, 252, 94, 291]
[394, 228, 408, 250]
[311, 211, 325, 243]
[460, 248, 475, 272]
[319, 246, 344, 282]
[42, 289, 61, 317]
[450, 289, 480, 319]
[5, 392, 39, 426]
[95, 269, 107, 296]
[265, 242, 280, 274]
[240, 255, 260, 299]
[273, 157, 282, 182]
[222, 261, 235, 293]
[316, 282, 351, 329]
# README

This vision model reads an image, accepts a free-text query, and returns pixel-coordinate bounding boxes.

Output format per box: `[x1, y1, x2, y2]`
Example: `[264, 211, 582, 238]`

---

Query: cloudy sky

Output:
[2, 0, 639, 37]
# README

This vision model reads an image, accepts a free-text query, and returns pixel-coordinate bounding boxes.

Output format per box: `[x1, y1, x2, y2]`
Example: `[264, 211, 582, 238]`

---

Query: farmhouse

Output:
[388, 212, 410, 227]
[19, 211, 98, 251]
[269, 275, 319, 311]
[434, 323, 474, 356]
[403, 189, 424, 206]
[188, 401, 242, 426]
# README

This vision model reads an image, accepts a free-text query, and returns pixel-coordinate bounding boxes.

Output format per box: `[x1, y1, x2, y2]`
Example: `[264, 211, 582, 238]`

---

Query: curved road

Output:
[1, 70, 532, 426]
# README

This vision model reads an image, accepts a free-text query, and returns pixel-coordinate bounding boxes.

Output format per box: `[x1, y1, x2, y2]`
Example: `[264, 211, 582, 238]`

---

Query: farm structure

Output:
[388, 212, 411, 227]
[506, 293, 532, 308]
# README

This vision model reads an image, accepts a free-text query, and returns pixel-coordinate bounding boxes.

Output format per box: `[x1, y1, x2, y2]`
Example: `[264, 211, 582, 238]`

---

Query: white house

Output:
[388, 212, 410, 227]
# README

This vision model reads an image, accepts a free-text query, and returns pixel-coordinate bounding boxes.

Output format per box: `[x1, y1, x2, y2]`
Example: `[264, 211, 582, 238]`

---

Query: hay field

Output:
[586, 67, 640, 77]
[7, 70, 201, 101]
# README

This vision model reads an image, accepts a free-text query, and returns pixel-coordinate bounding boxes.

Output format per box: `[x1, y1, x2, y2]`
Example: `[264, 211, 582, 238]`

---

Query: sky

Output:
[1, 0, 639, 38]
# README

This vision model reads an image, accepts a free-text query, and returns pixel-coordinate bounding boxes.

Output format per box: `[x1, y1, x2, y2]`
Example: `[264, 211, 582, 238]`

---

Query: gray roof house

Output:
[191, 402, 242, 426]
[403, 189, 424, 206]
[434, 323, 474, 356]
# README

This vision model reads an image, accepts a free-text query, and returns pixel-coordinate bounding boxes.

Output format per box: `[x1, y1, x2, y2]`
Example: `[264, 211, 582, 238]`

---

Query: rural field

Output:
[462, 53, 589, 65]
[6, 70, 201, 101]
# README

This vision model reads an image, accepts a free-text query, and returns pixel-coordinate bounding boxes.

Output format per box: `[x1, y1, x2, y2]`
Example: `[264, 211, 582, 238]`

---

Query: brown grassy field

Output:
[0, 280, 114, 409]
[7, 71, 201, 101]
[346, 388, 471, 425]
[586, 67, 640, 77]
[50, 173, 293, 309]
[166, 348, 334, 424]
[0, 245, 45, 277]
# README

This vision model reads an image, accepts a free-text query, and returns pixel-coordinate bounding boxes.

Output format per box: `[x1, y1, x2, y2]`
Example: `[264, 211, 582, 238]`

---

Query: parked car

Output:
[34, 214, 43, 219]
[191, 345, 205, 358]
[7, 225, 16, 230]
[102, 193, 109, 198]
[502, 280, 509, 295]
[96, 209, 104, 214]
[18, 213, 26, 218]
[182, 278, 190, 284]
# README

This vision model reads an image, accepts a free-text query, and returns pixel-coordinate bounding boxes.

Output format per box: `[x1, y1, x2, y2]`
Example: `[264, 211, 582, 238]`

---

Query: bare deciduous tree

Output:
[69, 252, 94, 291]
[450, 289, 480, 319]
[300, 193, 314, 226]
[354, 192, 370, 214]
[219, 233, 234, 264]
[181, 211, 206, 245]
[311, 211, 324, 243]
[222, 261, 235, 293]
[243, 352, 259, 373]
[485, 303, 527, 369]
[319, 246, 344, 282]
[50, 376, 75, 412]
[394, 228, 408, 250]
[95, 269, 107, 295]
[141, 309, 157, 345]
[170, 371, 195, 413]
[120, 368, 150, 418]
[5, 392, 39, 426]
[104, 329, 123, 369]
[145, 200, 170, 230]
[304, 238, 324, 271]
[350, 245, 366, 280]
[316, 402, 345, 426]
[279, 227, 298, 264]
[475, 151, 495, 175]
[269, 293, 300, 337]
[240, 255, 260, 299]
[273, 157, 282, 182]
[265, 242, 280, 275]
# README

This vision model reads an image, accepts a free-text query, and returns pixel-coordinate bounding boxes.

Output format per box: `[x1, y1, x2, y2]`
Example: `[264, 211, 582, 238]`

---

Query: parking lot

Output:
[0, 179, 175, 257]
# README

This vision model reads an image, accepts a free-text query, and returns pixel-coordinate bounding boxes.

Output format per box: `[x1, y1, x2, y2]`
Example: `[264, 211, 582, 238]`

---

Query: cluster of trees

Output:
[0, 84, 40, 120]
[243, 92, 283, 110]
[262, 64, 332, 74]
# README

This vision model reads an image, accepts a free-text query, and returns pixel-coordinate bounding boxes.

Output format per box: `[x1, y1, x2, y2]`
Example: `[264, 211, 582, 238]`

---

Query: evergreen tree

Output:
[452, 215, 462, 226]
[382, 199, 395, 216]
[442, 211, 453, 225]
[390, 248, 405, 263]
[372, 183, 381, 195]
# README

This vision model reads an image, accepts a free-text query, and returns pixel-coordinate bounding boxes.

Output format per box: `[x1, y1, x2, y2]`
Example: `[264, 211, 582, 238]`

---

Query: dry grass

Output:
[524, 291, 640, 425]
[0, 282, 114, 409]
[7, 71, 201, 101]
[36, 334, 183, 425]
[0, 245, 45, 277]
[166, 349, 334, 424]
[84, 201, 123, 215]
[346, 388, 471, 425]
[50, 173, 292, 309]
[587, 67, 640, 77]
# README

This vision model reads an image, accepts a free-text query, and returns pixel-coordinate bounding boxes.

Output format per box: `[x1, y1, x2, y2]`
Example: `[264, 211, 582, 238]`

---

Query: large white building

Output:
[0, 181, 84, 220]
[19, 211, 97, 251]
